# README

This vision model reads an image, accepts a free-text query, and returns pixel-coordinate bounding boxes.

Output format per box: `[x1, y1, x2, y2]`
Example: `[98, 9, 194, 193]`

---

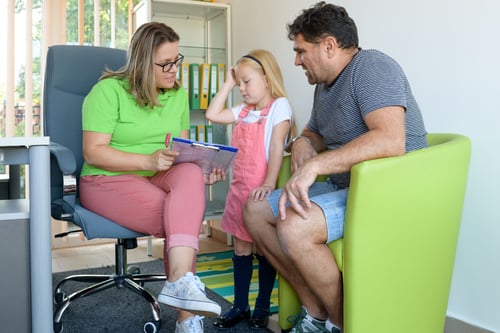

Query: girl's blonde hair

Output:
[101, 22, 181, 108]
[236, 49, 287, 99]
[237, 49, 297, 138]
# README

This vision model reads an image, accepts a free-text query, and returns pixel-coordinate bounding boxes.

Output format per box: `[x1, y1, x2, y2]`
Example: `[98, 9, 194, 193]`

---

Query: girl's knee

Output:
[233, 238, 253, 256]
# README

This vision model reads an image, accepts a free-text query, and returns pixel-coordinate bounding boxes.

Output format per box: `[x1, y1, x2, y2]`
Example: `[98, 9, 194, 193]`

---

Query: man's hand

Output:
[278, 159, 318, 220]
[290, 137, 317, 173]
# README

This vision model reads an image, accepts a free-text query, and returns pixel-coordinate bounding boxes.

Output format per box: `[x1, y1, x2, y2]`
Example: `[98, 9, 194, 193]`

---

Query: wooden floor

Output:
[52, 233, 232, 273]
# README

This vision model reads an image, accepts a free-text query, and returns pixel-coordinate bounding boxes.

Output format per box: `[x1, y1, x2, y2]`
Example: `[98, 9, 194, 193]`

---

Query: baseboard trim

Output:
[445, 316, 495, 333]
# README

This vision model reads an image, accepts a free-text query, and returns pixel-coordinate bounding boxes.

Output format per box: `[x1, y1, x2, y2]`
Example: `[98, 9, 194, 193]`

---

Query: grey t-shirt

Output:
[307, 48, 427, 188]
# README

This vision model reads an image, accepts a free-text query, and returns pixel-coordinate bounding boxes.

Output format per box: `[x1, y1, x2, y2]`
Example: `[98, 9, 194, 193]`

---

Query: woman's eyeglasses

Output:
[155, 54, 184, 72]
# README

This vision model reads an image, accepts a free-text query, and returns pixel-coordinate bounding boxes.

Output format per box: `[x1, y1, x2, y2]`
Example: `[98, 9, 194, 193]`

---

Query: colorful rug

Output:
[196, 250, 279, 313]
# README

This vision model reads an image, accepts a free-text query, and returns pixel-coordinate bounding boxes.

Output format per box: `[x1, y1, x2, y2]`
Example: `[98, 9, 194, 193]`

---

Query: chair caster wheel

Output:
[54, 321, 63, 333]
[128, 265, 140, 275]
[128, 265, 146, 286]
[54, 290, 66, 305]
[143, 320, 161, 333]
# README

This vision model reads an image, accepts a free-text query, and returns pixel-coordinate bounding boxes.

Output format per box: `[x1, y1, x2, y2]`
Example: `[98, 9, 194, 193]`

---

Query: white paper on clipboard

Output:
[170, 137, 238, 174]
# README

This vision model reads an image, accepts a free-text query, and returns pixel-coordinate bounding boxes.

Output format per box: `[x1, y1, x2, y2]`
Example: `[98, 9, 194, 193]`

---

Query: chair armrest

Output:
[49, 142, 78, 220]
[49, 141, 77, 175]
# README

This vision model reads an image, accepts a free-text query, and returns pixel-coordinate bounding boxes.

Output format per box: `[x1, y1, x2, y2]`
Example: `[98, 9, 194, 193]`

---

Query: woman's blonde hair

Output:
[101, 22, 181, 108]
[236, 49, 287, 99]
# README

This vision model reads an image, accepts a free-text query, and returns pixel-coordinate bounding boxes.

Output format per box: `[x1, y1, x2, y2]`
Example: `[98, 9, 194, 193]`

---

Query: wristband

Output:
[286, 136, 311, 153]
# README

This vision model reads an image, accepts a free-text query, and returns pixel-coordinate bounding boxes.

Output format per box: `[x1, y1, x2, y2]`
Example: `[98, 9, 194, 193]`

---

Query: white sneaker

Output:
[175, 315, 204, 333]
[158, 272, 221, 317]
[289, 307, 327, 333]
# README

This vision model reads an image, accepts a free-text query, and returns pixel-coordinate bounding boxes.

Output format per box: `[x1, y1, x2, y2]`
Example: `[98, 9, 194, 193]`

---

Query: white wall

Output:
[223, 0, 500, 331]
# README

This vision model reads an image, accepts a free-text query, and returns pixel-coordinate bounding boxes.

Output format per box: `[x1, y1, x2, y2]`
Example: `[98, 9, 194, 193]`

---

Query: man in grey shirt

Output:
[243, 2, 427, 333]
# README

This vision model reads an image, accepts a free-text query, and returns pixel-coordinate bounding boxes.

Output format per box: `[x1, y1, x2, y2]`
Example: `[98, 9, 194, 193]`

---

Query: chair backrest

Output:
[43, 45, 127, 178]
[42, 45, 149, 239]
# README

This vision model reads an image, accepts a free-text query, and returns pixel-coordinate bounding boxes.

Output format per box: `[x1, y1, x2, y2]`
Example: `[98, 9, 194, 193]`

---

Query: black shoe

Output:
[213, 306, 251, 329]
[248, 315, 269, 329]
[249, 309, 270, 330]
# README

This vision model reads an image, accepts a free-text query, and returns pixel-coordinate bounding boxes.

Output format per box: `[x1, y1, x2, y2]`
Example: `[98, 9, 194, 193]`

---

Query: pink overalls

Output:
[221, 101, 274, 242]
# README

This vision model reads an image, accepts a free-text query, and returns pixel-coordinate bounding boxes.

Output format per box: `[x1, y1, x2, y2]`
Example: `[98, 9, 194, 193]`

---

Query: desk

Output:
[0, 136, 51, 333]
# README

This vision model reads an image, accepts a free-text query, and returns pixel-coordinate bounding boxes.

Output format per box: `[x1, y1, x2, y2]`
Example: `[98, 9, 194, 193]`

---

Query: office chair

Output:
[43, 45, 167, 333]
[277, 133, 471, 333]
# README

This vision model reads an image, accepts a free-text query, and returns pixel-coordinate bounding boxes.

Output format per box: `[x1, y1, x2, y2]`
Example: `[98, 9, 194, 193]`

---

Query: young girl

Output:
[206, 49, 292, 329]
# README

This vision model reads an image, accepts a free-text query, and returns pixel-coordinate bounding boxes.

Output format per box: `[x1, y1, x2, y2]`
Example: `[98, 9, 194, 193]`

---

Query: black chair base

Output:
[53, 239, 166, 333]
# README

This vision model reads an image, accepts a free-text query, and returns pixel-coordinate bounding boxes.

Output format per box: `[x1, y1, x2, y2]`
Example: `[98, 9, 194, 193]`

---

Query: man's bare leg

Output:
[243, 199, 326, 318]
[276, 204, 343, 327]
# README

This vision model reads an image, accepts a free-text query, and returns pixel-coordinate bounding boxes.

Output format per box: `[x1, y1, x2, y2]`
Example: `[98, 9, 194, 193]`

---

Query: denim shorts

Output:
[267, 179, 349, 243]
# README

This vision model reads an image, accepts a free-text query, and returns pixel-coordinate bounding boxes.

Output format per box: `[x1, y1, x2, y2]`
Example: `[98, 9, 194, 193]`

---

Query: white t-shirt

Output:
[230, 97, 292, 161]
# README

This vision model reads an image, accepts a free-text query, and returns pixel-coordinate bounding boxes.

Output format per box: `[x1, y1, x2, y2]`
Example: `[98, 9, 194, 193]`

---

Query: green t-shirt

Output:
[80, 78, 190, 177]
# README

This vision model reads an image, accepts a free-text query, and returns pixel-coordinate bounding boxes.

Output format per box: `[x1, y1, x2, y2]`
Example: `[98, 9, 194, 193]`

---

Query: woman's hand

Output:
[204, 168, 226, 185]
[250, 184, 275, 201]
[148, 149, 179, 171]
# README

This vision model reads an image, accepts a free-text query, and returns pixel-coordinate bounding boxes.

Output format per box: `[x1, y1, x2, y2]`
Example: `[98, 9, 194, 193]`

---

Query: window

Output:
[0, 0, 137, 199]
[0, 0, 138, 139]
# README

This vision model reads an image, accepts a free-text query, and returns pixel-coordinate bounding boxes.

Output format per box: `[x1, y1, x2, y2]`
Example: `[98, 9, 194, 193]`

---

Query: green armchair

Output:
[277, 133, 471, 333]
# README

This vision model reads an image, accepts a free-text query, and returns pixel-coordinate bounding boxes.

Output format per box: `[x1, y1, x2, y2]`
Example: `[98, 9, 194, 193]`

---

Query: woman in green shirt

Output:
[79, 22, 224, 332]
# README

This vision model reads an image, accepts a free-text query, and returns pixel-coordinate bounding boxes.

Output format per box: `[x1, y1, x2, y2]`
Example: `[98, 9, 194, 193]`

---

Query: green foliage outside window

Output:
[66, 0, 140, 49]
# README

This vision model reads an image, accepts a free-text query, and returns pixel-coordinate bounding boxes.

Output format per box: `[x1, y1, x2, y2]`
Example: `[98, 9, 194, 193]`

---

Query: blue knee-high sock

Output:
[232, 254, 253, 311]
[254, 254, 277, 313]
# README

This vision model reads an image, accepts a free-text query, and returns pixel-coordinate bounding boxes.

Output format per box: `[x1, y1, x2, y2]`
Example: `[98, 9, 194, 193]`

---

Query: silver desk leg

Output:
[29, 145, 53, 333]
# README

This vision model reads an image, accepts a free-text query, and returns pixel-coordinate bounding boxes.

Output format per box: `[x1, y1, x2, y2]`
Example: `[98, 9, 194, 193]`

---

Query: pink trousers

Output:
[80, 163, 206, 273]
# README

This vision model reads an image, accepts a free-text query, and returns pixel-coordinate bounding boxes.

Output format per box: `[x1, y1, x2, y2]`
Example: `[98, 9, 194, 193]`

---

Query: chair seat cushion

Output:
[73, 202, 147, 240]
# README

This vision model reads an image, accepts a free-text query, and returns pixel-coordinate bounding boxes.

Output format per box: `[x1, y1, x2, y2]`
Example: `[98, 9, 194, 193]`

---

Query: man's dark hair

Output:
[287, 1, 359, 49]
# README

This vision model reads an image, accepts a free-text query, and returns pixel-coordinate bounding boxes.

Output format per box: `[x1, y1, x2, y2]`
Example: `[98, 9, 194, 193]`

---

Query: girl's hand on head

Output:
[250, 184, 275, 201]
[227, 67, 237, 86]
[205, 168, 226, 185]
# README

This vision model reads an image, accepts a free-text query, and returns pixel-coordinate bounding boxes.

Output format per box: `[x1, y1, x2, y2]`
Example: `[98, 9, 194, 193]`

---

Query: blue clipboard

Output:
[170, 137, 238, 174]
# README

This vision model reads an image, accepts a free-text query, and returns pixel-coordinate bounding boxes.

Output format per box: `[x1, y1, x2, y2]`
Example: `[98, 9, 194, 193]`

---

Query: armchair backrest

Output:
[43, 45, 127, 178]
[343, 132, 471, 333]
